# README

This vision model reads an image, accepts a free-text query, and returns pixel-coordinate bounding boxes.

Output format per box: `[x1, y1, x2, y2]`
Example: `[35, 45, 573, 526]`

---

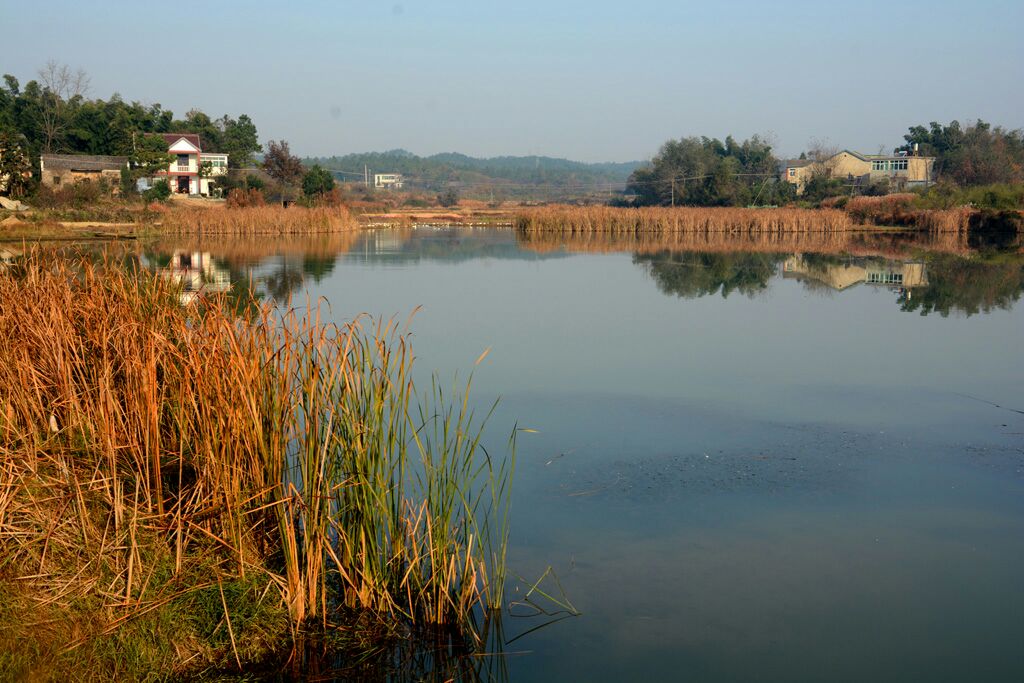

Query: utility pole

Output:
[364, 164, 368, 187]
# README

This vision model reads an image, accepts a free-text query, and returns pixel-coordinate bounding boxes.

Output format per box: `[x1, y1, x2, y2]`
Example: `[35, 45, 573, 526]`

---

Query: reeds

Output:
[156, 205, 360, 235]
[845, 194, 974, 231]
[0, 250, 514, 671]
[514, 205, 853, 235]
[514, 203, 977, 237]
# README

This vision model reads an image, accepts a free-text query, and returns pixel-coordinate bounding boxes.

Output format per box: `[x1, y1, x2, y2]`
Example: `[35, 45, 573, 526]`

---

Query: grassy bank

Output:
[0, 252, 514, 678]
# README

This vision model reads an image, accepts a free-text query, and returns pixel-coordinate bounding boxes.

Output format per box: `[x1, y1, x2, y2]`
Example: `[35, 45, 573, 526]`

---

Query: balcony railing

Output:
[176, 164, 191, 172]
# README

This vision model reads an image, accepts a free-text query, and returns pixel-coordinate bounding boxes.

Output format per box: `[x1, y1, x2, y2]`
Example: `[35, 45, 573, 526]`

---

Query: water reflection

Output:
[137, 225, 1024, 318]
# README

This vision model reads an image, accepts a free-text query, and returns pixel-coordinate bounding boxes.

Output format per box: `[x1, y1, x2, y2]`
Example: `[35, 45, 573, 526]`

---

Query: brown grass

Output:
[156, 205, 360, 235]
[0, 250, 513, 674]
[515, 205, 853, 235]
[515, 202, 976, 236]
[844, 194, 974, 231]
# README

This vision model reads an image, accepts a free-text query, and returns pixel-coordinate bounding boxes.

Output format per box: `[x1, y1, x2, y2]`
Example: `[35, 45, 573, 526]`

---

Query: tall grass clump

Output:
[157, 205, 359, 235]
[0, 250, 514, 675]
[514, 205, 852, 236]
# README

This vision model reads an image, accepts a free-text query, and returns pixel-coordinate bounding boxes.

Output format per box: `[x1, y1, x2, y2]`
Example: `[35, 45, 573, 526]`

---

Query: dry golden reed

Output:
[156, 205, 360, 235]
[0, 251, 513, 666]
[514, 203, 975, 236]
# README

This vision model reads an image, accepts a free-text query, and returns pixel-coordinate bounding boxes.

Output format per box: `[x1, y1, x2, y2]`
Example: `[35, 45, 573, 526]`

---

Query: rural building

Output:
[39, 154, 129, 190]
[782, 150, 935, 194]
[149, 134, 229, 196]
[374, 173, 404, 189]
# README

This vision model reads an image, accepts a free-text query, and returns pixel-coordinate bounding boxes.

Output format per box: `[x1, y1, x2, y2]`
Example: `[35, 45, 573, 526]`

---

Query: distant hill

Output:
[303, 149, 644, 200]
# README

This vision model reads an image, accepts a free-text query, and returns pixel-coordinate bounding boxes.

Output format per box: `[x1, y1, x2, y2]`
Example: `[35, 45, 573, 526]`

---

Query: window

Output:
[788, 168, 797, 177]
[53, 175, 61, 185]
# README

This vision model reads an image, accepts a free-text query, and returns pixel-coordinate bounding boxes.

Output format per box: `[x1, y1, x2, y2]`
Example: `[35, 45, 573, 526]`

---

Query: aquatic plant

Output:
[514, 205, 853, 234]
[157, 204, 359, 235]
[0, 250, 514, 675]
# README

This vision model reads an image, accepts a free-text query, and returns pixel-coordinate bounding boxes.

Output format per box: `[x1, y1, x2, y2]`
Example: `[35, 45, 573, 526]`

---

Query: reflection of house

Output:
[783, 255, 928, 291]
[150, 134, 229, 196]
[39, 154, 129, 190]
[159, 251, 232, 304]
[374, 173, 403, 189]
[781, 150, 935, 194]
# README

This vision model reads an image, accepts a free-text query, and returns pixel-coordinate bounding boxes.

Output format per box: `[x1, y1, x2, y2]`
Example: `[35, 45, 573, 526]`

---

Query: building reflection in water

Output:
[159, 250, 232, 304]
[783, 254, 928, 300]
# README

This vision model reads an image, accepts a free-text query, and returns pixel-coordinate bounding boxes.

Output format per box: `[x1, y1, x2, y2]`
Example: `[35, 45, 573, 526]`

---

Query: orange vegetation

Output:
[157, 204, 359, 235]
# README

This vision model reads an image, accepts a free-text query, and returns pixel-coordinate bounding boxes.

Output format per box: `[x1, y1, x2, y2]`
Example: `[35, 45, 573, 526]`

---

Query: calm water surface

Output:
[147, 227, 1024, 681]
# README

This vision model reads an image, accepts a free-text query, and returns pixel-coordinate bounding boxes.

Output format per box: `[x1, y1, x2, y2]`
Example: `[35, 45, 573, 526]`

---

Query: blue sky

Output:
[3, 0, 1022, 161]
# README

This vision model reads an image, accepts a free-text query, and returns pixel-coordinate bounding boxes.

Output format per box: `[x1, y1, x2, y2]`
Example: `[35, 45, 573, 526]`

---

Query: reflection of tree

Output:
[264, 258, 307, 302]
[634, 251, 786, 299]
[900, 253, 1024, 317]
[301, 254, 337, 283]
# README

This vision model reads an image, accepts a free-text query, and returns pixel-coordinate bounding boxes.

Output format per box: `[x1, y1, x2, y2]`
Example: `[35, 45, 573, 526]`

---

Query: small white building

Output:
[153, 133, 229, 196]
[374, 173, 404, 189]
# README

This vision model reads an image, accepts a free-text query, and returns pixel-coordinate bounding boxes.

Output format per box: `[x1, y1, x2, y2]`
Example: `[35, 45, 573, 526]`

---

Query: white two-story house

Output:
[155, 133, 229, 196]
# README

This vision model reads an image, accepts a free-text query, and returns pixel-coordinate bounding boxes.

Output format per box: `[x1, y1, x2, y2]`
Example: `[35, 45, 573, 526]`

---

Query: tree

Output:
[302, 165, 335, 198]
[627, 134, 778, 206]
[130, 132, 174, 177]
[437, 188, 459, 207]
[263, 140, 303, 185]
[897, 120, 1024, 186]
[36, 60, 90, 153]
[219, 114, 260, 167]
[0, 131, 32, 197]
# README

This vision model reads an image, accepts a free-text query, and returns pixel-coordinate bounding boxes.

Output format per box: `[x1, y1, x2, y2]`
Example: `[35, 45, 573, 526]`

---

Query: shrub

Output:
[142, 179, 171, 202]
[226, 187, 266, 208]
[437, 189, 459, 207]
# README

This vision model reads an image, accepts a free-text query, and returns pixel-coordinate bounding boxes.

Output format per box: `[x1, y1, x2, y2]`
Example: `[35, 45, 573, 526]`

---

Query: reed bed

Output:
[515, 206, 853, 235]
[0, 251, 514, 674]
[147, 231, 361, 264]
[845, 194, 974, 232]
[156, 205, 360, 235]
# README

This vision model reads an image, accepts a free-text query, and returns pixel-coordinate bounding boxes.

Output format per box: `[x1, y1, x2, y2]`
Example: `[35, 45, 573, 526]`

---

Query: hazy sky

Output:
[4, 0, 1022, 162]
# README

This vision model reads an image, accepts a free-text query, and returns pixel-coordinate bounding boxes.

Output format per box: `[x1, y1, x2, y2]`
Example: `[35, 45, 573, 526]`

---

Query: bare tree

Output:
[37, 60, 91, 153]
[806, 137, 840, 179]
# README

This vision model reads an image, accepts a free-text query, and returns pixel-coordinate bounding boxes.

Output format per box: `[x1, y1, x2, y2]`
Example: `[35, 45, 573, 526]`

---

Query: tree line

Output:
[628, 120, 1024, 208]
[0, 62, 262, 196]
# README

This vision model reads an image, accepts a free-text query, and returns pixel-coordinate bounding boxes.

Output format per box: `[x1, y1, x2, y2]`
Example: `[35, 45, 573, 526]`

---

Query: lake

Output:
[145, 226, 1023, 681]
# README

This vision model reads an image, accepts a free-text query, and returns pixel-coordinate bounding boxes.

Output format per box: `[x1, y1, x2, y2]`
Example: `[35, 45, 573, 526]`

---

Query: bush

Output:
[302, 165, 335, 198]
[437, 189, 459, 208]
[142, 179, 171, 202]
[226, 187, 266, 208]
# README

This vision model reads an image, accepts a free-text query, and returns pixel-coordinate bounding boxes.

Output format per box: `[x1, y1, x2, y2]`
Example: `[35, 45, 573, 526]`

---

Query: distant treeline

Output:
[629, 121, 1024, 208]
[0, 63, 262, 170]
[303, 149, 642, 198]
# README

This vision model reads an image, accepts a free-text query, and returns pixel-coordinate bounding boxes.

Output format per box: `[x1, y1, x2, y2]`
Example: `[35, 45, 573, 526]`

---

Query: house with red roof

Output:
[153, 133, 229, 196]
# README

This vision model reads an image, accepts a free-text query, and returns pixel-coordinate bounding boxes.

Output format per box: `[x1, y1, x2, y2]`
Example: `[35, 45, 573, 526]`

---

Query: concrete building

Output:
[39, 154, 129, 190]
[151, 134, 229, 196]
[782, 150, 935, 194]
[374, 173, 404, 189]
